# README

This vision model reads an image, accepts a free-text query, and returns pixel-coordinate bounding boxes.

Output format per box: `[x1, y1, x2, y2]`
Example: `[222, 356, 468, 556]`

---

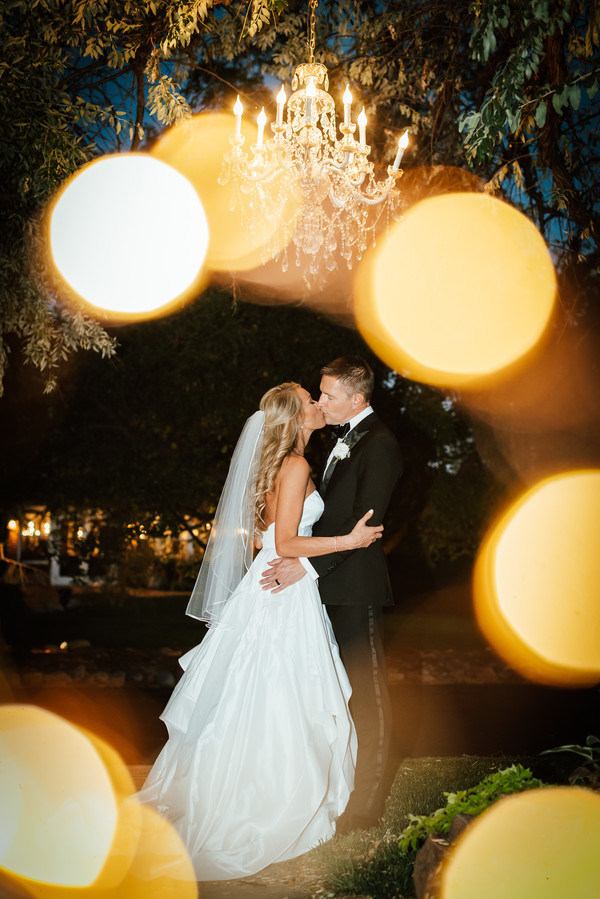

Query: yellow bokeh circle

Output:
[49, 154, 209, 321]
[0, 705, 118, 887]
[474, 470, 600, 687]
[0, 705, 197, 898]
[151, 112, 298, 272]
[441, 787, 600, 899]
[355, 192, 556, 388]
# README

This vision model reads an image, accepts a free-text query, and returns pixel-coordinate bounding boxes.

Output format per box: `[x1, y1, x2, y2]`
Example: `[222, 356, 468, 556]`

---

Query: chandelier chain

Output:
[308, 0, 318, 64]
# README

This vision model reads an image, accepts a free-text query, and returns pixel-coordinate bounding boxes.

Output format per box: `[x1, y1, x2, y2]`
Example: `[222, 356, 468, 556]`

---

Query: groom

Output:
[261, 356, 403, 831]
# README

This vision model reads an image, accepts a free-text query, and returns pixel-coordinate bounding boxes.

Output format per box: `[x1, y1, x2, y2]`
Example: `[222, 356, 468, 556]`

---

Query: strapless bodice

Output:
[260, 490, 324, 551]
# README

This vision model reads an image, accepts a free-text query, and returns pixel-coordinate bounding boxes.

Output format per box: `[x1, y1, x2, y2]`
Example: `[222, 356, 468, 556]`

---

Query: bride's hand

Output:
[343, 509, 383, 549]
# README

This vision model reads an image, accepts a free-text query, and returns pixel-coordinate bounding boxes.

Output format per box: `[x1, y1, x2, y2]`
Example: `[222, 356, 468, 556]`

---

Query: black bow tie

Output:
[332, 422, 350, 439]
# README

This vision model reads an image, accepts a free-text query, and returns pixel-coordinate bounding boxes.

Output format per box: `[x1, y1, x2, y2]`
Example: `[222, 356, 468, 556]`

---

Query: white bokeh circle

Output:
[50, 154, 208, 316]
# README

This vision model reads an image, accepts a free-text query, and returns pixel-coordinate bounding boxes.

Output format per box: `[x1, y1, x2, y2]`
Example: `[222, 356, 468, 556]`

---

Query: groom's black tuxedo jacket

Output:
[311, 411, 403, 607]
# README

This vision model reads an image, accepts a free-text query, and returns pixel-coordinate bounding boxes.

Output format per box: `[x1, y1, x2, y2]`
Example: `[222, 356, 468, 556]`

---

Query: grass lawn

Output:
[27, 579, 483, 654]
[26, 590, 204, 650]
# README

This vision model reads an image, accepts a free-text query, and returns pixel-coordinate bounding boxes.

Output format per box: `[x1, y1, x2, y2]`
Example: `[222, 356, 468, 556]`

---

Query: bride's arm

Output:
[274, 455, 382, 558]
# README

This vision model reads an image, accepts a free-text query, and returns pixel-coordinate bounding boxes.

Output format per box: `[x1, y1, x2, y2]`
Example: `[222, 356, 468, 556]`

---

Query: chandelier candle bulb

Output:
[358, 107, 367, 147]
[393, 129, 409, 170]
[257, 108, 267, 147]
[305, 79, 316, 125]
[234, 96, 243, 136]
[276, 85, 286, 126]
[343, 85, 352, 125]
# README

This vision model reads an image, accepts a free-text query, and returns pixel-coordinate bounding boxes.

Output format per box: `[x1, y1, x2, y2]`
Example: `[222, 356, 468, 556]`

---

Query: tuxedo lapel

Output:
[320, 456, 336, 493]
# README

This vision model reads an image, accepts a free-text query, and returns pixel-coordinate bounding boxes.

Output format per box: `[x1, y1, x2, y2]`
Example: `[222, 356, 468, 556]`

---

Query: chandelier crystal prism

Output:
[219, 0, 409, 279]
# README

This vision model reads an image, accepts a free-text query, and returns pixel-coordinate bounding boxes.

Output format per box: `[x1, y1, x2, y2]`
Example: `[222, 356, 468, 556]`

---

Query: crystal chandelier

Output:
[219, 0, 409, 279]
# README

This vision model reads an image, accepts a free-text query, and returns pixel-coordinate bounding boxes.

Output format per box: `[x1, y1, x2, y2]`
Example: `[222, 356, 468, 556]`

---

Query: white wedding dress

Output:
[137, 491, 356, 881]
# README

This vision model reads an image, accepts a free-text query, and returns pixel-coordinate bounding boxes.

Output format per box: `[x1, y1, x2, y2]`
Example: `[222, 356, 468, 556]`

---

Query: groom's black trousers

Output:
[326, 603, 392, 820]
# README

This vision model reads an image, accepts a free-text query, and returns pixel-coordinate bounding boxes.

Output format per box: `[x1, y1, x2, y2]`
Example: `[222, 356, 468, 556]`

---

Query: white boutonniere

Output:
[332, 440, 351, 461]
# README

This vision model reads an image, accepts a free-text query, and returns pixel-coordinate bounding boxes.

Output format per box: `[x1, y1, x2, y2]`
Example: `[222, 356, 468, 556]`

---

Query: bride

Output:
[137, 382, 383, 881]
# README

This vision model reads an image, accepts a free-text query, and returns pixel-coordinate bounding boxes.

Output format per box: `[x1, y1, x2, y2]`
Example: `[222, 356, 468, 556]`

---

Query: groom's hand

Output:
[260, 558, 306, 592]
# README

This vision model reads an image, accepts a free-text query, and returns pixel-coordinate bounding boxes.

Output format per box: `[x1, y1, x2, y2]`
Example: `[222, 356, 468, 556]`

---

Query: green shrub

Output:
[541, 735, 600, 789]
[327, 763, 547, 899]
[117, 542, 163, 589]
[398, 763, 545, 853]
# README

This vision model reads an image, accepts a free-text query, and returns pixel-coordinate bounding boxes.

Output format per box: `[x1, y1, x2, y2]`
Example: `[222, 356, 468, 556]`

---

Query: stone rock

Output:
[413, 834, 450, 899]
[478, 665, 500, 684]
[447, 813, 475, 841]
[5, 671, 22, 688]
[155, 670, 176, 688]
[44, 671, 73, 686]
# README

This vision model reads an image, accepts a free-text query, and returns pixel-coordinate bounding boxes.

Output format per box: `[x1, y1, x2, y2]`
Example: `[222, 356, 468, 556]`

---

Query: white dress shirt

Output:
[300, 405, 373, 580]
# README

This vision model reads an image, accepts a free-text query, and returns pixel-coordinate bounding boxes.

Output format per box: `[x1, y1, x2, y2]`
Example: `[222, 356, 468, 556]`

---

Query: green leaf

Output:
[552, 92, 564, 115]
[535, 100, 547, 128]
[506, 108, 521, 132]
[569, 83, 581, 110]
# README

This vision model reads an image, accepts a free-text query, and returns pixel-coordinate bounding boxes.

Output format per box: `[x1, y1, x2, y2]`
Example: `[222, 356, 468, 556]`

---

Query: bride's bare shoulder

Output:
[278, 454, 314, 502]
[280, 453, 310, 477]
[281, 453, 308, 471]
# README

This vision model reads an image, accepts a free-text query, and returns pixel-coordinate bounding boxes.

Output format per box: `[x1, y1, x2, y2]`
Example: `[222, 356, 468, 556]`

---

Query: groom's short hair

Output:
[321, 356, 374, 402]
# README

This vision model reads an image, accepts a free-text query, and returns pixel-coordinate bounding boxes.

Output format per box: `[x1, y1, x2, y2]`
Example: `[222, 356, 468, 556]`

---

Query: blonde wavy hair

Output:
[254, 382, 303, 535]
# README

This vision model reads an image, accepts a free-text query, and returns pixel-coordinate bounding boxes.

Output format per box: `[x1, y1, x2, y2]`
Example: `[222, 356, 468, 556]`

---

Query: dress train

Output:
[137, 491, 356, 880]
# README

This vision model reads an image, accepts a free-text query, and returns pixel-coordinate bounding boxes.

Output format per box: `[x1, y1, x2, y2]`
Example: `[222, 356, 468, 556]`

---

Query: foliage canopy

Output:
[1, 0, 599, 392]
[0, 290, 495, 580]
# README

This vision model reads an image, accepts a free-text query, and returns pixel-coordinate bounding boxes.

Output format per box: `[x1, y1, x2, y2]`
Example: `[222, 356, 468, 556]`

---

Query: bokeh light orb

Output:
[109, 800, 197, 897]
[49, 154, 208, 320]
[152, 112, 297, 272]
[474, 470, 600, 687]
[355, 192, 556, 388]
[0, 707, 196, 897]
[440, 787, 600, 899]
[0, 705, 118, 886]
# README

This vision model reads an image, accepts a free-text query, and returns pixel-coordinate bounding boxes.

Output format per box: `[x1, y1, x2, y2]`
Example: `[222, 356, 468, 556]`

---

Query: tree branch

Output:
[130, 53, 146, 151]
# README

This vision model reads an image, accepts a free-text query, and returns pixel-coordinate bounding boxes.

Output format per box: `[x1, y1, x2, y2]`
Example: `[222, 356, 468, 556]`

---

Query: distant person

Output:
[138, 382, 383, 880]
[261, 357, 403, 832]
